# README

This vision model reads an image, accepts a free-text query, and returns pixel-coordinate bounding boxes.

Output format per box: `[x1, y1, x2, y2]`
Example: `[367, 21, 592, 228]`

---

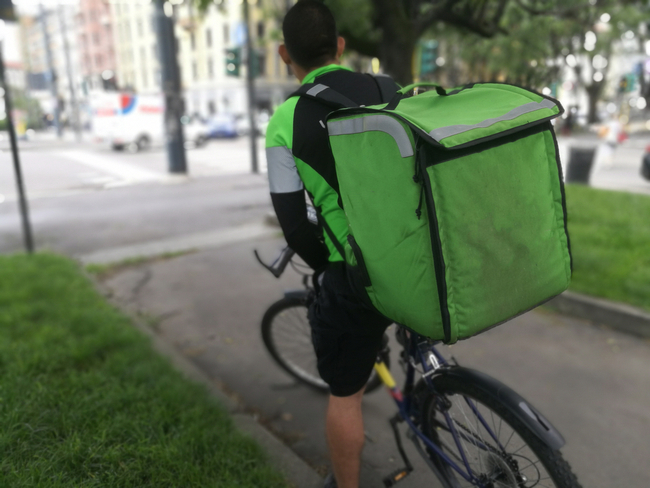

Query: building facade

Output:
[110, 0, 296, 119]
[77, 0, 117, 91]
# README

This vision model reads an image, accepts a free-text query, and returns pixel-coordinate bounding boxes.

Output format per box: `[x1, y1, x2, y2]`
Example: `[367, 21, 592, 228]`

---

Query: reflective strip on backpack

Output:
[328, 115, 414, 158]
[428, 99, 556, 142]
[306, 84, 329, 97]
[266, 145, 304, 194]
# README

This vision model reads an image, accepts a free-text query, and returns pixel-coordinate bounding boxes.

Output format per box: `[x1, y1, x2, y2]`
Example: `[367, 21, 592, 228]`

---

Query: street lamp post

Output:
[39, 4, 61, 138]
[243, 0, 259, 174]
[0, 40, 34, 254]
[155, 0, 187, 174]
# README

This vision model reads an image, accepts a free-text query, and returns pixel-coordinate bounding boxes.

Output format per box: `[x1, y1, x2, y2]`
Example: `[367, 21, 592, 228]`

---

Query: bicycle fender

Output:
[283, 290, 309, 301]
[433, 367, 566, 451]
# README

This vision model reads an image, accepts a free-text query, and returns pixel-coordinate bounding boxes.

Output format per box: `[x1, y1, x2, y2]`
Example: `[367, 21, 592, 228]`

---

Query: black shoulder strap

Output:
[368, 74, 398, 103]
[288, 83, 358, 109]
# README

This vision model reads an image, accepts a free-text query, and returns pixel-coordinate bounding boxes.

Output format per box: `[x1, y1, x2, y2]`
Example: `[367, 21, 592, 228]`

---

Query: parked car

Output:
[235, 111, 270, 137]
[207, 114, 238, 139]
[182, 115, 210, 147]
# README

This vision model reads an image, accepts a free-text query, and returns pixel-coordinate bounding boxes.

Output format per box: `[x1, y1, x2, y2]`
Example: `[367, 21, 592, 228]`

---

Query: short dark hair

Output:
[282, 0, 338, 70]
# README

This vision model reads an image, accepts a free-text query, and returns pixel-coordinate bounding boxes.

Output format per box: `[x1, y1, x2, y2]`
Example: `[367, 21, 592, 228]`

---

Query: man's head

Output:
[279, 0, 345, 81]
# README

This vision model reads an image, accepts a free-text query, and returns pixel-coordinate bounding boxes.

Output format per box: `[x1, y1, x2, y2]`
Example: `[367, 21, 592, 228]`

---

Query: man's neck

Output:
[296, 60, 338, 83]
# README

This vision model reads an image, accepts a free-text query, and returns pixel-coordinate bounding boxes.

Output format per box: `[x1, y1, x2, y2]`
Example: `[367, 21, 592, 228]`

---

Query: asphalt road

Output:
[0, 134, 649, 487]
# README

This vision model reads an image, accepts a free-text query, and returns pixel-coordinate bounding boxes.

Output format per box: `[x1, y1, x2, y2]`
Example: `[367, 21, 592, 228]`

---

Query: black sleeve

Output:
[270, 190, 329, 271]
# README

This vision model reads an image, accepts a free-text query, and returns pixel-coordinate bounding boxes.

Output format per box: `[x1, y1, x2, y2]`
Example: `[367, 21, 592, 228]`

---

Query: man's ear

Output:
[279, 44, 292, 65]
[336, 36, 345, 59]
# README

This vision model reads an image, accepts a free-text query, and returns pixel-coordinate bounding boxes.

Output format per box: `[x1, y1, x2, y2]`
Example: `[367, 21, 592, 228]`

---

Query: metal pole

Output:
[0, 44, 34, 254]
[38, 3, 61, 138]
[154, 0, 187, 174]
[57, 4, 81, 142]
[243, 0, 258, 174]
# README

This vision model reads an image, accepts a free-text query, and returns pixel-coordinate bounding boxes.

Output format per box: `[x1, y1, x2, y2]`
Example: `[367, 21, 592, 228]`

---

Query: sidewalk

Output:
[84, 213, 650, 488]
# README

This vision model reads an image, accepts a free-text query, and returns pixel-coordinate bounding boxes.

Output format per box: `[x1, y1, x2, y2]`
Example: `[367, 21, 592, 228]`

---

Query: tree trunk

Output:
[585, 82, 603, 124]
[380, 38, 415, 86]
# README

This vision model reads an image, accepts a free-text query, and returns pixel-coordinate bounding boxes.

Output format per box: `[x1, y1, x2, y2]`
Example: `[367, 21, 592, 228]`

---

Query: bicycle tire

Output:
[261, 297, 386, 394]
[418, 374, 582, 488]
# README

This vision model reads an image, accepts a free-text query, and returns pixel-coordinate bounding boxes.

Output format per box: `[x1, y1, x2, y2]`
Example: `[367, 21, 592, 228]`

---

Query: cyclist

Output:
[265, 2, 398, 487]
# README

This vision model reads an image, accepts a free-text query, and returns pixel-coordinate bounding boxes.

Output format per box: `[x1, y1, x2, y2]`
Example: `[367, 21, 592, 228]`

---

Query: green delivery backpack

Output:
[294, 81, 572, 343]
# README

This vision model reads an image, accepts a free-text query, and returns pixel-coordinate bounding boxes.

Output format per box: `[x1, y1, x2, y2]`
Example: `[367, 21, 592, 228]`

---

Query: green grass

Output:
[566, 184, 650, 311]
[0, 253, 287, 488]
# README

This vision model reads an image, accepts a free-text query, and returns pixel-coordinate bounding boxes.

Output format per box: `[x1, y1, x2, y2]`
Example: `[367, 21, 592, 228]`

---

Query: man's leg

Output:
[326, 387, 366, 488]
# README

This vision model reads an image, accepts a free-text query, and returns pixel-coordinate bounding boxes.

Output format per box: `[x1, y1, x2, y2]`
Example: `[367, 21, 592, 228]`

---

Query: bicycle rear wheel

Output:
[419, 375, 582, 488]
[261, 297, 385, 393]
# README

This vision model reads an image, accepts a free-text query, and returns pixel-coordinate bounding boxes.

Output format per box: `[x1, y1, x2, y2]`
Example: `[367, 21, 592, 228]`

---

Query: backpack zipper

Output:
[413, 140, 426, 220]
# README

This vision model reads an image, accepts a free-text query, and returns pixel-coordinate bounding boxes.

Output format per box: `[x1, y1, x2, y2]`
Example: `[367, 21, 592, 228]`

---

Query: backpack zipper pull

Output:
[413, 140, 425, 219]
[415, 185, 425, 220]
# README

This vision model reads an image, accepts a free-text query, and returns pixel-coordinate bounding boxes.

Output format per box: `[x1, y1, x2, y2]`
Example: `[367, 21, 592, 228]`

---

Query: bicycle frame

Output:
[373, 329, 499, 488]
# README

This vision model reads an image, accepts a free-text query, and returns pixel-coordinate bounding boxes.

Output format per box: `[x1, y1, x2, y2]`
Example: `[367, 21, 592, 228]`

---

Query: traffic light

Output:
[420, 40, 438, 77]
[225, 47, 241, 77]
[249, 50, 264, 79]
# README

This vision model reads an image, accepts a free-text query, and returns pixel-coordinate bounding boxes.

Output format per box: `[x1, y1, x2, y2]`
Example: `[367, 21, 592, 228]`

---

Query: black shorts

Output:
[308, 262, 392, 397]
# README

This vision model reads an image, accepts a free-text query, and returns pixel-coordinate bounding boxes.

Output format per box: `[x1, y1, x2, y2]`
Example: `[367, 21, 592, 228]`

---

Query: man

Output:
[265, 1, 398, 487]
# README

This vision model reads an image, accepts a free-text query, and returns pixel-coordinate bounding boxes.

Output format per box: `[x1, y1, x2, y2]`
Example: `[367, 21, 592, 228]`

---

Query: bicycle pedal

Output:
[382, 467, 412, 486]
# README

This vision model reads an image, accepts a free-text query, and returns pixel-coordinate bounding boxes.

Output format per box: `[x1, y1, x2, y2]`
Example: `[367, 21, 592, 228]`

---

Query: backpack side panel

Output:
[328, 114, 444, 338]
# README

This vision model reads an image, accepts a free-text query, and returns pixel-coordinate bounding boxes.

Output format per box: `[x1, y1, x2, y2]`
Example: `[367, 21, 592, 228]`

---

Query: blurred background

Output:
[1, 2, 649, 487]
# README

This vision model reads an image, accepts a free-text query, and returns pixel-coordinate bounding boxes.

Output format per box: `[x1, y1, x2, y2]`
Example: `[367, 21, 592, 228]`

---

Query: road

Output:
[0, 132, 649, 487]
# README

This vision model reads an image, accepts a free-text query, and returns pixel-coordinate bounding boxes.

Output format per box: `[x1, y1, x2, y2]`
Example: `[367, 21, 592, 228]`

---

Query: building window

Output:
[95, 54, 103, 68]
[152, 45, 158, 62]
[206, 28, 212, 48]
[140, 47, 146, 64]
[257, 21, 265, 39]
[137, 20, 143, 38]
[142, 69, 148, 88]
[92, 32, 100, 45]
[223, 24, 229, 44]
[208, 58, 213, 78]
[192, 61, 198, 80]
[190, 33, 196, 50]
[208, 100, 215, 115]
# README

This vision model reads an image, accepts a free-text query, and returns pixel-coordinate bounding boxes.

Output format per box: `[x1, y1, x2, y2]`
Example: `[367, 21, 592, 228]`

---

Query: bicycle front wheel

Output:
[419, 375, 582, 488]
[261, 297, 385, 393]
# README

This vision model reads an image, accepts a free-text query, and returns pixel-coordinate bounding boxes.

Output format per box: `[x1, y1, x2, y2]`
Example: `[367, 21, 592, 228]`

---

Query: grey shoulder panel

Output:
[327, 115, 414, 158]
[429, 99, 557, 141]
[266, 146, 304, 194]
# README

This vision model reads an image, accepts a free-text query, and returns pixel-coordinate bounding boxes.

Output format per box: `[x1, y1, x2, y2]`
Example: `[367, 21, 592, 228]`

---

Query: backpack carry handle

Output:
[385, 82, 447, 110]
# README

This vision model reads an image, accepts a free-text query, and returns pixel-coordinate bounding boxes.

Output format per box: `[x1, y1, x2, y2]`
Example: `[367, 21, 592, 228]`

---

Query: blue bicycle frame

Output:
[374, 330, 501, 488]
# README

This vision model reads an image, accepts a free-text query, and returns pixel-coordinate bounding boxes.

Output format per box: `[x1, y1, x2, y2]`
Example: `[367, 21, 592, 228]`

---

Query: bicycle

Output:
[256, 247, 582, 488]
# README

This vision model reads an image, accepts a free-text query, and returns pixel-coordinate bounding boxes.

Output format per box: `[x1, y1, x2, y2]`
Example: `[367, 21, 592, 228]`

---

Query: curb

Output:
[546, 290, 650, 339]
[90, 277, 323, 488]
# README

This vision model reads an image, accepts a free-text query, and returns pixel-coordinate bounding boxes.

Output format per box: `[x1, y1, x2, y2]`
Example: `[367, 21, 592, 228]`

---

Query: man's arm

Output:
[270, 190, 329, 271]
[266, 137, 329, 271]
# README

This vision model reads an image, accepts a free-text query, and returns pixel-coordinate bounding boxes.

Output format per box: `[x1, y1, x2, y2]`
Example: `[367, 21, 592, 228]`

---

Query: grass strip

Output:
[566, 184, 650, 312]
[0, 253, 287, 488]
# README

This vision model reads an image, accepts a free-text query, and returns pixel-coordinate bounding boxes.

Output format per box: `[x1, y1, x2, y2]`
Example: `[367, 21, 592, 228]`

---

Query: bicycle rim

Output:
[420, 377, 581, 488]
[262, 298, 328, 390]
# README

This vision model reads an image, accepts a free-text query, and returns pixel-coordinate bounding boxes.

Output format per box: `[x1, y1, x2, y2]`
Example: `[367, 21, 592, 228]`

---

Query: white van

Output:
[90, 93, 208, 152]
